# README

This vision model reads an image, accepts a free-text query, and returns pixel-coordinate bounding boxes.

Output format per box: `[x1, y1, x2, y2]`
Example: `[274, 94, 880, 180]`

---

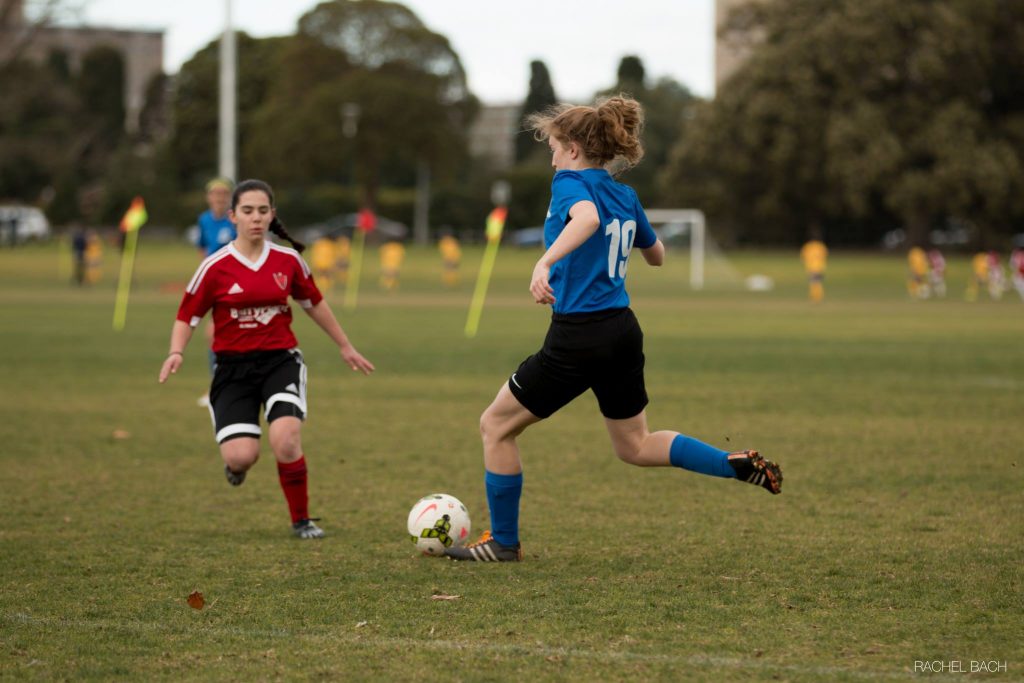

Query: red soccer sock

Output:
[277, 456, 309, 523]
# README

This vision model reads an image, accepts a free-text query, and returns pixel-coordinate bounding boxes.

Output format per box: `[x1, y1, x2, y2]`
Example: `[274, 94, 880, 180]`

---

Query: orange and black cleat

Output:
[727, 450, 783, 494]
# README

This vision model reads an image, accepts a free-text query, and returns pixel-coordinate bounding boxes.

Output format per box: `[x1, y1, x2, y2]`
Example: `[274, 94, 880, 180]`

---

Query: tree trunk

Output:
[905, 210, 929, 248]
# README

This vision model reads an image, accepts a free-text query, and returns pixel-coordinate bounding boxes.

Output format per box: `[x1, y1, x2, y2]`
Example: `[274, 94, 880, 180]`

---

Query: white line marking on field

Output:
[3, 612, 923, 679]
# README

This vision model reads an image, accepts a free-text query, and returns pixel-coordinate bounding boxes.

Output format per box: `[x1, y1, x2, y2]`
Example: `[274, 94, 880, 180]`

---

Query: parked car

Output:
[510, 226, 544, 247]
[301, 213, 409, 243]
[0, 205, 51, 245]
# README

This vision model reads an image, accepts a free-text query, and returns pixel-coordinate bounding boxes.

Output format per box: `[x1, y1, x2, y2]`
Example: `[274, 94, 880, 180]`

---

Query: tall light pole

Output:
[218, 0, 237, 181]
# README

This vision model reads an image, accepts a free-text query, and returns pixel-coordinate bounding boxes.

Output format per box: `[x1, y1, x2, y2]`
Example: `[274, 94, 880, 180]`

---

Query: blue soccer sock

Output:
[485, 470, 523, 547]
[669, 434, 735, 478]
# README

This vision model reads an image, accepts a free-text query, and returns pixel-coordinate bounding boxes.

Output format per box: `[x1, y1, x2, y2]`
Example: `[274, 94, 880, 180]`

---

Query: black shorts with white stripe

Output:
[208, 348, 307, 443]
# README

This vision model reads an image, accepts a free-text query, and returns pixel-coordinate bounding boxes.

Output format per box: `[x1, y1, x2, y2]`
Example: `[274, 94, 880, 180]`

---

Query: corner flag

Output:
[113, 196, 148, 331]
[465, 205, 508, 338]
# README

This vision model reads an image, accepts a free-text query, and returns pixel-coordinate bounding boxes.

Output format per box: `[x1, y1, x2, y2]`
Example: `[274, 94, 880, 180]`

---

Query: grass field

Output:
[1, 238, 1022, 681]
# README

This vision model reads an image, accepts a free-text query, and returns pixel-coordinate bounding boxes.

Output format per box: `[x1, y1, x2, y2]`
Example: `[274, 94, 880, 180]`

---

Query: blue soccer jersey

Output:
[543, 169, 657, 314]
[196, 210, 236, 257]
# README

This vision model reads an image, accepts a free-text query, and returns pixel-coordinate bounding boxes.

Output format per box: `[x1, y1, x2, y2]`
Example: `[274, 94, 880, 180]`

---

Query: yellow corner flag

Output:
[113, 196, 148, 331]
[465, 206, 508, 338]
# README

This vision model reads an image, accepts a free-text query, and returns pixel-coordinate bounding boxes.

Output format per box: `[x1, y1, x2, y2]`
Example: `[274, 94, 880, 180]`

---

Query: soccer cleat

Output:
[727, 450, 783, 494]
[292, 518, 325, 539]
[444, 530, 522, 562]
[224, 465, 246, 486]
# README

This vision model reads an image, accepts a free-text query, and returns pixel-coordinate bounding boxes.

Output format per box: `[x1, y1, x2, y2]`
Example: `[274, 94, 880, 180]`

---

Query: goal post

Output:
[645, 209, 706, 290]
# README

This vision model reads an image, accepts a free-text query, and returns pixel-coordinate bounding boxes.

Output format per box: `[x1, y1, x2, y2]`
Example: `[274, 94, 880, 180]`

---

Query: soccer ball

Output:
[407, 493, 471, 556]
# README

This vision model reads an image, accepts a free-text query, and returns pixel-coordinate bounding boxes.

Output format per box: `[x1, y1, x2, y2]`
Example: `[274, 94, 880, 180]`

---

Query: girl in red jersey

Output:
[158, 179, 374, 539]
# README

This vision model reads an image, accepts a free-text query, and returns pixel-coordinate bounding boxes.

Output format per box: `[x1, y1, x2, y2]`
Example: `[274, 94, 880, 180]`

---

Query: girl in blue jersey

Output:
[196, 178, 238, 406]
[446, 96, 783, 562]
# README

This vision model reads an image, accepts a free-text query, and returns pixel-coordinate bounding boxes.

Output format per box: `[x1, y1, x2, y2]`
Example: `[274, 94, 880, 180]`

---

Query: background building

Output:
[1, 0, 163, 132]
[467, 103, 520, 171]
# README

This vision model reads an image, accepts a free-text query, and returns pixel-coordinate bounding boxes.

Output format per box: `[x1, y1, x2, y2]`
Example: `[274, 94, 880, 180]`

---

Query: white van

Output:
[0, 205, 52, 245]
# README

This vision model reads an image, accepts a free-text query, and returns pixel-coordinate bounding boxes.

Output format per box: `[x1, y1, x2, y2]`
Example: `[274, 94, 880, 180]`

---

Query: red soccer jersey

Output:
[177, 241, 323, 354]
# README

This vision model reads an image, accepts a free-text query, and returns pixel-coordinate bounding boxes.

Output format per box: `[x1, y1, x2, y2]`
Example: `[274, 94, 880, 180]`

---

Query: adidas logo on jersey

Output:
[228, 283, 244, 295]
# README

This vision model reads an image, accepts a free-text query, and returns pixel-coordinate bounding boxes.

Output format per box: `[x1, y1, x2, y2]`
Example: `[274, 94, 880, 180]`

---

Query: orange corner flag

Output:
[485, 206, 507, 243]
[119, 196, 148, 233]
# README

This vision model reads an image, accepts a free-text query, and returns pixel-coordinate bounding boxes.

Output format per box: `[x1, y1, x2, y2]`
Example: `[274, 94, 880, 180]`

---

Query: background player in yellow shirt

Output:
[800, 237, 828, 302]
[966, 252, 989, 301]
[310, 233, 338, 293]
[907, 246, 930, 299]
[379, 240, 405, 291]
[438, 232, 462, 287]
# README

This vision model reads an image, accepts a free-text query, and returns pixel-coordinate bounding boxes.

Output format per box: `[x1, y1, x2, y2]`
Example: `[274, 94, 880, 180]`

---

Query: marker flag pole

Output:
[344, 207, 375, 311]
[465, 206, 507, 338]
[112, 197, 148, 331]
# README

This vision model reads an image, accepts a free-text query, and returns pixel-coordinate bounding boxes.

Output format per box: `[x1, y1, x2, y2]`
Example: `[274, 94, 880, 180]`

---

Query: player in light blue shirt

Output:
[445, 96, 784, 563]
[196, 178, 236, 257]
[195, 178, 236, 404]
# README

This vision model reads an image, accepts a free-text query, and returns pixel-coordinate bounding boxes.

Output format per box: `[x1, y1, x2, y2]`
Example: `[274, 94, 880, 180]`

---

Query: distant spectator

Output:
[439, 232, 462, 287]
[927, 248, 946, 299]
[1010, 244, 1024, 301]
[72, 227, 88, 285]
[907, 246, 930, 299]
[84, 229, 103, 284]
[800, 237, 828, 302]
[310, 233, 338, 293]
[379, 240, 405, 291]
[987, 251, 1006, 300]
[966, 252, 989, 302]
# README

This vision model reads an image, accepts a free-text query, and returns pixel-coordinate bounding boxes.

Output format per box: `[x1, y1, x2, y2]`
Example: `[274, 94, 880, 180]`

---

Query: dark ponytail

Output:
[232, 178, 305, 253]
[269, 216, 305, 253]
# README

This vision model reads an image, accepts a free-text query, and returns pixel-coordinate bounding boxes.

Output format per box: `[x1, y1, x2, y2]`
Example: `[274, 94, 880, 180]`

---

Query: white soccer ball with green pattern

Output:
[407, 494, 471, 556]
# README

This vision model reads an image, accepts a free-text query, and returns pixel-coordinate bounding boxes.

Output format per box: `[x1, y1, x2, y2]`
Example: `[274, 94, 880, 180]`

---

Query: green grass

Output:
[1, 239, 1022, 681]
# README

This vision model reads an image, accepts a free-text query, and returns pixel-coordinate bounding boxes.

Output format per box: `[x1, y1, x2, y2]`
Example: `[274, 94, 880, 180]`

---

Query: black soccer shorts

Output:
[508, 307, 648, 420]
[208, 348, 307, 443]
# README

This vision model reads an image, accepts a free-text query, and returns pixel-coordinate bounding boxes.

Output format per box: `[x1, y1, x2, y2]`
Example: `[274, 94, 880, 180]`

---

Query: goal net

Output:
[645, 209, 743, 290]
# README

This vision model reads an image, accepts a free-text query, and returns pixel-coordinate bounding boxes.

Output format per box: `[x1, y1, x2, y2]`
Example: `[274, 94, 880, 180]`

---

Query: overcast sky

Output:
[78, 0, 716, 103]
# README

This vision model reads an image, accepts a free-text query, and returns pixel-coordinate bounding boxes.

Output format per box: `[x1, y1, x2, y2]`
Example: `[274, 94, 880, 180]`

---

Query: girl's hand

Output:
[530, 260, 555, 305]
[340, 344, 375, 375]
[159, 352, 183, 383]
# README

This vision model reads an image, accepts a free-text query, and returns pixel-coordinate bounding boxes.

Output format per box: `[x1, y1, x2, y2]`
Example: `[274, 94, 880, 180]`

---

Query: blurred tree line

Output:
[0, 0, 696, 238]
[1, 0, 1021, 247]
[662, 0, 1024, 247]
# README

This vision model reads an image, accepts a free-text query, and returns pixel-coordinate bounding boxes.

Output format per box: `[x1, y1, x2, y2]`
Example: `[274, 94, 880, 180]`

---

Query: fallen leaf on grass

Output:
[430, 594, 461, 601]
[186, 591, 205, 610]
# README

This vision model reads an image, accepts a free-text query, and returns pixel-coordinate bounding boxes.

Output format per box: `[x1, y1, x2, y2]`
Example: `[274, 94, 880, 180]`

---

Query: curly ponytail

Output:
[232, 178, 306, 253]
[526, 93, 645, 172]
